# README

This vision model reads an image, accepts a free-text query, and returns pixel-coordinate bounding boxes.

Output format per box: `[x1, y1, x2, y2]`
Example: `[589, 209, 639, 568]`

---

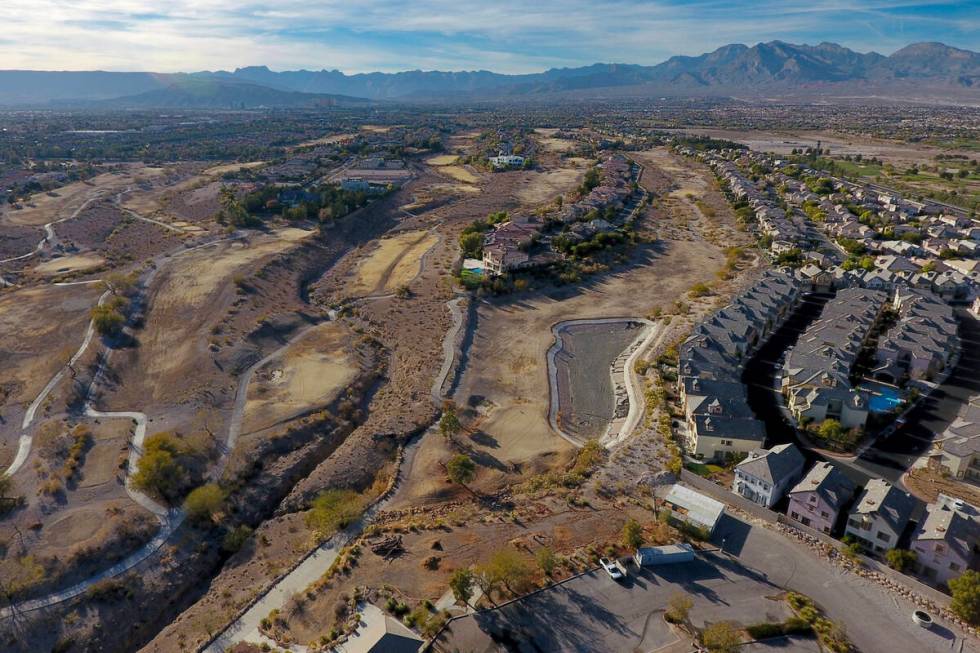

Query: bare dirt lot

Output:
[243, 322, 357, 434]
[0, 284, 103, 452]
[1, 166, 166, 228]
[516, 164, 588, 206]
[345, 230, 438, 297]
[111, 228, 314, 407]
[33, 253, 106, 276]
[435, 165, 480, 185]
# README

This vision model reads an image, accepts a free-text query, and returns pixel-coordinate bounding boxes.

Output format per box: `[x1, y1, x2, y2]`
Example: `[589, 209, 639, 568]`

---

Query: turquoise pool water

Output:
[861, 383, 903, 413]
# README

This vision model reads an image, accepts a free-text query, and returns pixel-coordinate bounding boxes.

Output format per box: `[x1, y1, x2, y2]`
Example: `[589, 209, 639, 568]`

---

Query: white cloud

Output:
[0, 0, 974, 72]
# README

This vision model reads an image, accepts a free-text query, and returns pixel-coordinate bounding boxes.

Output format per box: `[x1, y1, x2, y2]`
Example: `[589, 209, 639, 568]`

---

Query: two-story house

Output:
[787, 461, 857, 534]
[731, 443, 806, 508]
[844, 479, 916, 554]
[910, 494, 980, 586]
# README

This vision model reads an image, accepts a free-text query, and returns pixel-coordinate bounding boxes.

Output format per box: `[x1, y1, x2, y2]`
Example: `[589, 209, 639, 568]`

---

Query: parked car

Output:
[599, 557, 624, 580]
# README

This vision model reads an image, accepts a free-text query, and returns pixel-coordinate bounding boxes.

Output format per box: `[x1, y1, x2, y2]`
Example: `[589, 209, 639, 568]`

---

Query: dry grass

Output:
[243, 322, 357, 434]
[346, 230, 437, 296]
[437, 166, 480, 184]
[33, 253, 106, 276]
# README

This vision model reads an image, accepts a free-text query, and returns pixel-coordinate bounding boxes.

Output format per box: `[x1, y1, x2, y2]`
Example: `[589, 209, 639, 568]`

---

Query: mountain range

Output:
[2, 41, 978, 107]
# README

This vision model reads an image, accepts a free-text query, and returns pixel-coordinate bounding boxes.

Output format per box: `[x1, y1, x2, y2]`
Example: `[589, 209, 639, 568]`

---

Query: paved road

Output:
[713, 515, 979, 653]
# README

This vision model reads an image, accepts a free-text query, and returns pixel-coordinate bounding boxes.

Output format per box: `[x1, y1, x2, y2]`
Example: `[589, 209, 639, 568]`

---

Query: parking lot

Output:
[436, 515, 979, 653]
[438, 549, 792, 652]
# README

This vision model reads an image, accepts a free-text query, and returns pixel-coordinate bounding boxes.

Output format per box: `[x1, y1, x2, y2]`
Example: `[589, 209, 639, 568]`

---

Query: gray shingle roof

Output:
[736, 443, 805, 484]
[789, 461, 856, 512]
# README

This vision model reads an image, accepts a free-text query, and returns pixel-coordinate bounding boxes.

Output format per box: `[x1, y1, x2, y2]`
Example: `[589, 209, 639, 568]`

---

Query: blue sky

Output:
[1, 1, 977, 73]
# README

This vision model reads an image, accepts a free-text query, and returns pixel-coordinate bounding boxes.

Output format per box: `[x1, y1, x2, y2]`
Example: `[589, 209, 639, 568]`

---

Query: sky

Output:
[1, 1, 977, 74]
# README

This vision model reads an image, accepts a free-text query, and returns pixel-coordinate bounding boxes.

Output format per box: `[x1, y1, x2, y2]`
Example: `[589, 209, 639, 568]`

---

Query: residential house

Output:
[929, 396, 980, 482]
[844, 479, 916, 554]
[911, 494, 980, 586]
[731, 443, 806, 508]
[787, 462, 856, 534]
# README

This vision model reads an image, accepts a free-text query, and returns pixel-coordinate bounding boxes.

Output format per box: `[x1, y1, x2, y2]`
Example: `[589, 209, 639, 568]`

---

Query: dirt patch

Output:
[426, 155, 460, 166]
[517, 166, 587, 206]
[33, 253, 106, 276]
[243, 322, 357, 434]
[437, 166, 480, 184]
[0, 284, 102, 415]
[1, 166, 166, 227]
[201, 161, 266, 176]
[117, 228, 313, 404]
[346, 230, 438, 297]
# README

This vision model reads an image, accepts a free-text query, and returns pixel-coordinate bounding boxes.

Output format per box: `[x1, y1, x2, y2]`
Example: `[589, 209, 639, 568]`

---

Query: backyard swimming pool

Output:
[860, 382, 904, 413]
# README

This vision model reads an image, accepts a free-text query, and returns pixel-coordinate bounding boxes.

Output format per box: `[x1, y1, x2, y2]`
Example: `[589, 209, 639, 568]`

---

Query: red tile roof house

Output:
[481, 218, 539, 276]
[786, 461, 856, 534]
[910, 494, 980, 586]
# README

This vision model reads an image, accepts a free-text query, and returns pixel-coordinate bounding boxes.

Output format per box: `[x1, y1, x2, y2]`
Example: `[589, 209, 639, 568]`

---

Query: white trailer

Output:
[634, 543, 695, 567]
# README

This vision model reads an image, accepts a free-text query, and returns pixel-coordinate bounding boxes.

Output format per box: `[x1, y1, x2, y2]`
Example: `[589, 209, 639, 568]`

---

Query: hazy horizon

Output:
[1, 1, 977, 75]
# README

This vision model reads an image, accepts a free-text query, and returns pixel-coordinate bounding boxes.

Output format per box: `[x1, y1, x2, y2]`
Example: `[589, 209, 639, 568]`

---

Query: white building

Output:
[731, 443, 806, 508]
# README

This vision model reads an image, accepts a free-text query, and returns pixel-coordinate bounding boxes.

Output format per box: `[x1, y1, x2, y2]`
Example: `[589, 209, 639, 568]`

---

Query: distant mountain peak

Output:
[1, 40, 978, 106]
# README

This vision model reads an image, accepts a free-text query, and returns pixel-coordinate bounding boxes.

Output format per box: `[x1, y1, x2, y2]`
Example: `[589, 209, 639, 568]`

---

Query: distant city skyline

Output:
[1, 1, 977, 73]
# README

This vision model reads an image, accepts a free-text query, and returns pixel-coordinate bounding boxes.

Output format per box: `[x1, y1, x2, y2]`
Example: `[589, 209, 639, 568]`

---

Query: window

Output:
[820, 511, 829, 518]
[790, 511, 799, 520]
[876, 532, 890, 542]
[721, 439, 733, 446]
[848, 518, 861, 529]
[950, 562, 961, 571]
[808, 494, 817, 504]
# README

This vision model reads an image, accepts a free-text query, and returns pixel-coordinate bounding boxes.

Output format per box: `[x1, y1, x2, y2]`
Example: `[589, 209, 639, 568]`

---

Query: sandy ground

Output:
[517, 166, 587, 205]
[243, 322, 356, 434]
[126, 228, 313, 402]
[0, 284, 102, 417]
[346, 230, 438, 297]
[1, 167, 166, 228]
[33, 253, 106, 276]
[436, 166, 480, 184]
[201, 161, 266, 176]
[426, 155, 459, 166]
[453, 239, 723, 468]
[534, 128, 577, 153]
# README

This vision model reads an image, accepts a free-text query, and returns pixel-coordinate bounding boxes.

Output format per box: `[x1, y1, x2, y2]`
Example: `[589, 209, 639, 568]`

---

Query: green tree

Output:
[304, 489, 362, 541]
[91, 304, 125, 337]
[536, 547, 557, 577]
[480, 548, 535, 597]
[701, 621, 742, 653]
[0, 473, 12, 501]
[449, 568, 475, 608]
[622, 518, 644, 550]
[131, 433, 191, 502]
[446, 454, 476, 496]
[949, 570, 980, 625]
[183, 483, 226, 524]
[439, 402, 462, 441]
[459, 231, 483, 258]
[885, 548, 917, 573]
[817, 419, 844, 442]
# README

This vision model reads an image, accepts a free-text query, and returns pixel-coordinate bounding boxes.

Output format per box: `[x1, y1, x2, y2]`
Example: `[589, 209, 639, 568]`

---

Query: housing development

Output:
[2, 32, 980, 653]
